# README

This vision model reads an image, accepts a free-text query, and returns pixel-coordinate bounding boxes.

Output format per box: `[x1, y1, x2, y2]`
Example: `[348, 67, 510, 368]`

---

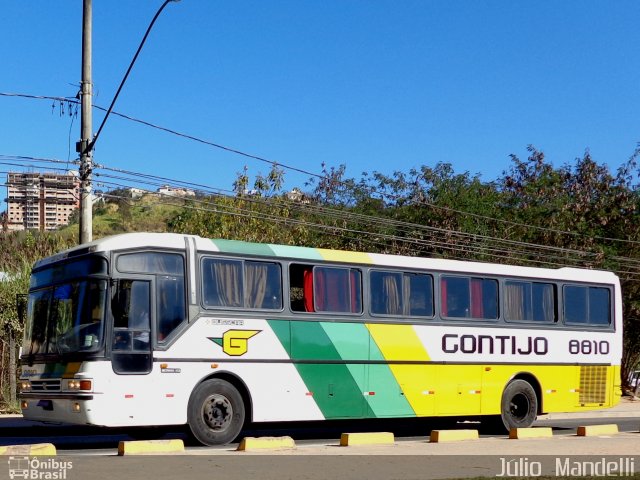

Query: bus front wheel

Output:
[499, 379, 538, 431]
[187, 378, 245, 445]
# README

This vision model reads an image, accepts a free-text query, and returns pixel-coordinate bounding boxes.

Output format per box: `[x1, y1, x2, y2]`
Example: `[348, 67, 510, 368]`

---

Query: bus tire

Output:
[499, 379, 538, 431]
[187, 378, 245, 445]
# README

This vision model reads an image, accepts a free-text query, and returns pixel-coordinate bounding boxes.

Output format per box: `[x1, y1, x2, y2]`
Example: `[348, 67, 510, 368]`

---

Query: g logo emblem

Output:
[209, 330, 260, 356]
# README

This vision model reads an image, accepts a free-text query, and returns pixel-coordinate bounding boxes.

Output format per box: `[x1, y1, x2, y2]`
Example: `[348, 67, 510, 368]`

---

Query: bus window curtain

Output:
[542, 285, 555, 322]
[314, 269, 327, 311]
[505, 283, 525, 320]
[245, 263, 268, 309]
[325, 269, 347, 312]
[303, 269, 315, 312]
[470, 278, 484, 318]
[402, 275, 412, 316]
[384, 275, 401, 315]
[213, 261, 242, 307]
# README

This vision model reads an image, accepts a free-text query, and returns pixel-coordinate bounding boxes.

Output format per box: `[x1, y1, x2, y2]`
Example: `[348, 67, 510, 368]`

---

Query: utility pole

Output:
[78, 0, 93, 244]
[76, 0, 178, 246]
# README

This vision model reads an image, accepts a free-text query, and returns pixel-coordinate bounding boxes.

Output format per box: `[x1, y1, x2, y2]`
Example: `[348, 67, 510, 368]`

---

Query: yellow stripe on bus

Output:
[318, 249, 373, 264]
[366, 324, 435, 415]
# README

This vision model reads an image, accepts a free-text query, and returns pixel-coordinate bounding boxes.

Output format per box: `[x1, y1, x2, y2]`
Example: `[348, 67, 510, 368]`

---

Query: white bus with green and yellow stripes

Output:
[19, 233, 622, 445]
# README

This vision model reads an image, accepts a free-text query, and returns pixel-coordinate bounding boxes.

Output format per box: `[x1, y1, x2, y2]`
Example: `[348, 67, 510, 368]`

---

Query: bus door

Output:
[110, 279, 153, 375]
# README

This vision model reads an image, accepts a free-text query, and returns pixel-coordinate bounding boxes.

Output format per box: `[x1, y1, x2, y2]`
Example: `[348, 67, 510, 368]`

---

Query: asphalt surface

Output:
[0, 397, 638, 455]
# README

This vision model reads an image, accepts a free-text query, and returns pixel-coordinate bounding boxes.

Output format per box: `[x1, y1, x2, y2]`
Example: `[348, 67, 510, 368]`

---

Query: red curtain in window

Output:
[471, 278, 484, 318]
[303, 269, 315, 312]
[440, 278, 448, 316]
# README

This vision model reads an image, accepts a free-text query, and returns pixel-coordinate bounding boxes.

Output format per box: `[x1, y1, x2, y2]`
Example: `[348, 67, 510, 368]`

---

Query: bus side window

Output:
[157, 275, 186, 341]
[313, 267, 362, 314]
[245, 261, 282, 310]
[564, 285, 610, 325]
[290, 264, 313, 312]
[202, 258, 243, 308]
[504, 280, 555, 322]
[441, 276, 498, 320]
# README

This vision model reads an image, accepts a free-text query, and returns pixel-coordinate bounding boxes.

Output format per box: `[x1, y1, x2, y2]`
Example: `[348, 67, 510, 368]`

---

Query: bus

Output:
[19, 232, 622, 445]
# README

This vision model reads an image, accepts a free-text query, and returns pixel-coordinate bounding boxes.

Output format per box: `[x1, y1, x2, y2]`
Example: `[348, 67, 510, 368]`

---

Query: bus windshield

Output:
[23, 262, 108, 356]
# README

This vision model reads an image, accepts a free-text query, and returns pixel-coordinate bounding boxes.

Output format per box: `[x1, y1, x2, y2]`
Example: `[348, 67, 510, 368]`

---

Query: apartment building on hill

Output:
[4, 172, 80, 231]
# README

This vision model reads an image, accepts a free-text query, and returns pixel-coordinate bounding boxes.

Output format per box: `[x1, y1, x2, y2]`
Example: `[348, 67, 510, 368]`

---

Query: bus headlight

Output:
[20, 380, 31, 392]
[66, 379, 93, 391]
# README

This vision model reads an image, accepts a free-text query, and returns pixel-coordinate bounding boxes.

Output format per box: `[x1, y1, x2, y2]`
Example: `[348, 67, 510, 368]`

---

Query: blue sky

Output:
[2, 1, 640, 204]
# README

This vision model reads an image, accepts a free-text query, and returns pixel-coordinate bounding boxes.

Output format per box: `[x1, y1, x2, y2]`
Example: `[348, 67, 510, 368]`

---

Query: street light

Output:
[78, 0, 180, 244]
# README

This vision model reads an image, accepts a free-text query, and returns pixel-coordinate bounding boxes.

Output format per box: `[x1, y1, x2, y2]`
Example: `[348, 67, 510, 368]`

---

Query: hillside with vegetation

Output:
[2, 147, 640, 410]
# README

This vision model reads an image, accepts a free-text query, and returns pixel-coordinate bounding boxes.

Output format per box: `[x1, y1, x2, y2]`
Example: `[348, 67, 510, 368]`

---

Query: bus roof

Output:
[34, 232, 618, 284]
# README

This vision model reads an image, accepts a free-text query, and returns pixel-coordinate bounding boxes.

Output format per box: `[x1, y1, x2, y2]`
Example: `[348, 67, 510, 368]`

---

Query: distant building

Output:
[157, 185, 195, 197]
[5, 172, 80, 231]
[128, 187, 146, 199]
[287, 188, 310, 204]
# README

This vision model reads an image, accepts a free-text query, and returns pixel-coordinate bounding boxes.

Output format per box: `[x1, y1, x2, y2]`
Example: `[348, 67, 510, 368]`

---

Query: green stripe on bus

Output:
[267, 319, 291, 354]
[269, 244, 324, 260]
[321, 322, 414, 417]
[271, 320, 374, 419]
[367, 335, 416, 417]
[210, 239, 276, 257]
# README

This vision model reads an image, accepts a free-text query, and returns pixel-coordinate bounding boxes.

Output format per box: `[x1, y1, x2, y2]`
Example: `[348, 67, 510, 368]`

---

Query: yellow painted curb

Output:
[429, 429, 479, 443]
[117, 439, 185, 456]
[339, 432, 395, 446]
[237, 436, 296, 451]
[577, 424, 619, 437]
[509, 427, 553, 439]
[0, 443, 57, 456]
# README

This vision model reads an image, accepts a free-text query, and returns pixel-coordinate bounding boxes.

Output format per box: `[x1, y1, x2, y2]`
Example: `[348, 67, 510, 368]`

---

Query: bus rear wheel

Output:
[499, 379, 538, 431]
[187, 378, 245, 445]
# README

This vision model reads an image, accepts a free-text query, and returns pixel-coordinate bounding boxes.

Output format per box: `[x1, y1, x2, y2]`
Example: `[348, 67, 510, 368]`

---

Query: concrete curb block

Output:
[0, 443, 57, 456]
[340, 432, 395, 446]
[117, 439, 185, 456]
[430, 429, 479, 443]
[577, 424, 619, 437]
[509, 427, 553, 439]
[237, 436, 296, 451]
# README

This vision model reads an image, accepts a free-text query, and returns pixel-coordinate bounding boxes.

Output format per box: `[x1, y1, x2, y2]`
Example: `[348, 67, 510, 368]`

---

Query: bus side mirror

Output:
[16, 294, 27, 324]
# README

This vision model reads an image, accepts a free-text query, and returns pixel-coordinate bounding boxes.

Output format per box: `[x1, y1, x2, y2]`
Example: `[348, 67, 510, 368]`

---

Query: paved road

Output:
[1, 402, 639, 480]
[0, 405, 638, 454]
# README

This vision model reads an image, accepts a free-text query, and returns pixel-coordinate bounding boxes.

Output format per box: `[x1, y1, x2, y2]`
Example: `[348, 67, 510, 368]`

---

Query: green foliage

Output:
[0, 231, 76, 338]
[3, 146, 640, 395]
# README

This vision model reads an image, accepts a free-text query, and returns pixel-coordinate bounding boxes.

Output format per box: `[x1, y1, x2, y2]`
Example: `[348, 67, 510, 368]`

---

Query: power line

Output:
[4, 91, 640, 248]
[4, 151, 640, 273]
[90, 173, 640, 278]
